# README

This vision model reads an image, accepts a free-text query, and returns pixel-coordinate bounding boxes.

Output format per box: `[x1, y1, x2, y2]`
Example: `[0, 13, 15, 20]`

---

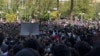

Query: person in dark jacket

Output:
[74, 41, 91, 56]
[85, 46, 100, 56]
[0, 33, 4, 55]
[15, 39, 41, 56]
[52, 44, 71, 56]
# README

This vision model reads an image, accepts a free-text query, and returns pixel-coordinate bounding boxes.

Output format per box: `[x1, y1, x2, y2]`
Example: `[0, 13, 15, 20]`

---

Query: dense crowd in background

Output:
[0, 20, 100, 56]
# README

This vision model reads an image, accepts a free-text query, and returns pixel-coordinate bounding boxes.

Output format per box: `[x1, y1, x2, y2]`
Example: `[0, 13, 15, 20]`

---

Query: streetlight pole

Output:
[20, 0, 25, 9]
[98, 13, 100, 20]
[48, 11, 51, 21]
[16, 11, 19, 21]
[21, 0, 24, 8]
[80, 13, 85, 21]
[0, 11, 4, 22]
[8, 0, 11, 9]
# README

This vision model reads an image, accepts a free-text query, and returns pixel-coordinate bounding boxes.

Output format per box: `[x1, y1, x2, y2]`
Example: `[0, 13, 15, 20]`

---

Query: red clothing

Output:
[52, 35, 59, 41]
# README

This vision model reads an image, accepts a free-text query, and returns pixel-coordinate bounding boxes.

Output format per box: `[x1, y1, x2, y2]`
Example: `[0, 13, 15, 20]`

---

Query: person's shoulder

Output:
[15, 48, 35, 56]
[1, 52, 8, 56]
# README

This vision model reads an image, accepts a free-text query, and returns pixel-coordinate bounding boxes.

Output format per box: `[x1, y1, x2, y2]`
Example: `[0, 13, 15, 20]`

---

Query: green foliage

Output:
[74, 0, 95, 19]
[50, 11, 57, 19]
[6, 13, 16, 23]
[40, 12, 49, 21]
[0, 0, 97, 21]
[94, 3, 100, 18]
[59, 1, 70, 17]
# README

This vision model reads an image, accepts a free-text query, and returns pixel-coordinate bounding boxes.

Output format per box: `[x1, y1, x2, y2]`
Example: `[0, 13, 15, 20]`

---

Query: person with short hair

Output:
[52, 44, 71, 56]
[15, 39, 41, 56]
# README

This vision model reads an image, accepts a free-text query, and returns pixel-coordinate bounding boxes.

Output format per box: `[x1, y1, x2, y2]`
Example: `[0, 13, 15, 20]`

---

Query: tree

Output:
[67, 0, 95, 20]
[94, 3, 100, 19]
[59, 1, 70, 18]
[0, 0, 96, 21]
[6, 13, 16, 22]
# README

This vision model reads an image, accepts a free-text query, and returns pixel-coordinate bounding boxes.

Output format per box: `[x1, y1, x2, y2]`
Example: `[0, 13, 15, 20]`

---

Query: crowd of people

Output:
[0, 21, 100, 56]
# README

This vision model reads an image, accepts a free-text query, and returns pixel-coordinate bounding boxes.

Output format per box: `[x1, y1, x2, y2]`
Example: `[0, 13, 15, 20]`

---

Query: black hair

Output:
[74, 41, 91, 56]
[85, 47, 100, 56]
[13, 45, 23, 55]
[0, 33, 4, 47]
[53, 44, 71, 56]
[70, 48, 80, 56]
[24, 39, 40, 50]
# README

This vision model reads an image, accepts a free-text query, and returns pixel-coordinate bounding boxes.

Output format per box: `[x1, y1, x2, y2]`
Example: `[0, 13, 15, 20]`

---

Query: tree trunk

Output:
[57, 0, 59, 19]
[69, 0, 74, 22]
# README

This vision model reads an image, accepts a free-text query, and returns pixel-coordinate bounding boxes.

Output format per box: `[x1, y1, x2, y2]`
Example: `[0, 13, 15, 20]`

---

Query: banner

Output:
[20, 23, 39, 35]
